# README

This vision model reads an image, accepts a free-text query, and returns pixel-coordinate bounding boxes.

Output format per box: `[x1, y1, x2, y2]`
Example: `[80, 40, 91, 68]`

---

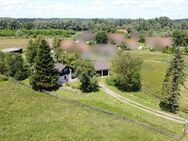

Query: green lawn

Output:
[0, 80, 181, 141]
[55, 83, 184, 135]
[0, 38, 29, 50]
[101, 51, 188, 118]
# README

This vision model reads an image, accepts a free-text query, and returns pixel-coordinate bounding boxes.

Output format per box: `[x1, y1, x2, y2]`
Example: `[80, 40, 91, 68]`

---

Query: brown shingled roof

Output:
[54, 63, 67, 72]
[94, 60, 110, 71]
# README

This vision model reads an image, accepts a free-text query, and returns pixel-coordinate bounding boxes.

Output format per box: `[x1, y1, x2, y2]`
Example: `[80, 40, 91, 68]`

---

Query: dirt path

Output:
[99, 83, 186, 124]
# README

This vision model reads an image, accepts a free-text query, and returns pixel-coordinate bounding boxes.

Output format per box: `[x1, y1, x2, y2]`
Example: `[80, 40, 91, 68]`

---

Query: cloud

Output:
[0, 0, 187, 19]
[92, 0, 104, 6]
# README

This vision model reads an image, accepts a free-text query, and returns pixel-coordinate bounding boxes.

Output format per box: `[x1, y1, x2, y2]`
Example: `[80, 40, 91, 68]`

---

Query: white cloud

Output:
[0, 0, 187, 19]
[92, 0, 104, 6]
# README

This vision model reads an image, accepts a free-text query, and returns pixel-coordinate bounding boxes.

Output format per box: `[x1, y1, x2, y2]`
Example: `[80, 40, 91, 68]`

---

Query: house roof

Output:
[54, 63, 67, 72]
[1, 47, 22, 53]
[94, 60, 110, 71]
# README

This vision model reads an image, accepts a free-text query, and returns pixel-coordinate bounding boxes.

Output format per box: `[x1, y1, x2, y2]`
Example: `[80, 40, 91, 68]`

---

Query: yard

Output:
[0, 38, 29, 50]
[0, 80, 180, 141]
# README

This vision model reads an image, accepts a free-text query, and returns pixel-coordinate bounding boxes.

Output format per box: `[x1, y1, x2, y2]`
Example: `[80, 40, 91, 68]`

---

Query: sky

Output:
[0, 0, 188, 19]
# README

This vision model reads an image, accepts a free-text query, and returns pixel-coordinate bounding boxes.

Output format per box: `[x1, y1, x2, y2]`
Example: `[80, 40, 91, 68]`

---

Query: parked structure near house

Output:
[145, 37, 173, 49]
[1, 47, 23, 53]
[55, 63, 73, 85]
[94, 60, 110, 76]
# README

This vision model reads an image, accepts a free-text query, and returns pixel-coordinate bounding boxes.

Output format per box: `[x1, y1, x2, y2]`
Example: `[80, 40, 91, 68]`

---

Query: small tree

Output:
[76, 60, 98, 92]
[109, 51, 143, 92]
[161, 49, 186, 112]
[30, 38, 58, 90]
[4, 53, 28, 80]
[26, 39, 37, 66]
[96, 31, 107, 43]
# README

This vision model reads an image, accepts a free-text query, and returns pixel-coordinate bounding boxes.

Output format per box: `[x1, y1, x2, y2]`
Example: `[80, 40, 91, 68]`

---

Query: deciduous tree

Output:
[109, 51, 143, 92]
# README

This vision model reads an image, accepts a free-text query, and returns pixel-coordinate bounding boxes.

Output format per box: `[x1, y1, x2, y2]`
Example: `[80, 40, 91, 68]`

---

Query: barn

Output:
[94, 60, 110, 77]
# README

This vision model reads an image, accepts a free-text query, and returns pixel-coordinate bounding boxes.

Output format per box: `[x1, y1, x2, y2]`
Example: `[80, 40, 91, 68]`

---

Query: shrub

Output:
[96, 31, 107, 43]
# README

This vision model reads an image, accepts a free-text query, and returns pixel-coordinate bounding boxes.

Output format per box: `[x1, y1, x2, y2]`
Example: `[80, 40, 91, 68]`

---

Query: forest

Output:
[0, 17, 188, 32]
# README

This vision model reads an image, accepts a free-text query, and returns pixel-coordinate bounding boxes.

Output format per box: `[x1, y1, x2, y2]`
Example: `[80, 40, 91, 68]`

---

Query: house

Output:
[94, 60, 110, 77]
[108, 33, 126, 46]
[1, 47, 23, 53]
[145, 37, 173, 49]
[55, 63, 73, 85]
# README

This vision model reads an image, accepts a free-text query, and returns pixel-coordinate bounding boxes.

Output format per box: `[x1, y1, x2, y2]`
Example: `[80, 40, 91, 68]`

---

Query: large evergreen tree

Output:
[26, 39, 37, 66]
[30, 39, 58, 90]
[161, 49, 186, 112]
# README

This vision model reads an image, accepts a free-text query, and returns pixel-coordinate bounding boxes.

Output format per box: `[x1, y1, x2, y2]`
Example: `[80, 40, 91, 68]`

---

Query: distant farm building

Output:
[94, 60, 110, 77]
[1, 47, 23, 53]
[145, 37, 173, 49]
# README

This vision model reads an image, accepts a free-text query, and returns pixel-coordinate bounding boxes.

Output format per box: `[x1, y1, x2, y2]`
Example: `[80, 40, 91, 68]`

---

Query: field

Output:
[1, 38, 188, 140]
[0, 38, 29, 50]
[0, 80, 181, 141]
[100, 51, 188, 117]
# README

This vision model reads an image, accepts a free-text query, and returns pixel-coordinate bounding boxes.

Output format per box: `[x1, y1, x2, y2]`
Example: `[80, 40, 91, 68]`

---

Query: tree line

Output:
[0, 17, 187, 32]
[0, 29, 75, 37]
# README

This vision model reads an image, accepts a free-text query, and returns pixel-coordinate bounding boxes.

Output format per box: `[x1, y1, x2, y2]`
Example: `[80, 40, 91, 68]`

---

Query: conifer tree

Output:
[52, 37, 62, 63]
[161, 49, 186, 112]
[30, 39, 58, 90]
[26, 39, 37, 66]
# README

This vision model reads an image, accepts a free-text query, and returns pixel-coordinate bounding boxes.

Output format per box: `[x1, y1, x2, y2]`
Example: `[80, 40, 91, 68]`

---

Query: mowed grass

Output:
[101, 51, 188, 118]
[56, 84, 184, 135]
[0, 80, 180, 141]
[0, 38, 29, 50]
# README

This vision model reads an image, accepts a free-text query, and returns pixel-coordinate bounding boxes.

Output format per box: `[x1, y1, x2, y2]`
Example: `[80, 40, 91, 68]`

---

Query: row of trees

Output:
[0, 29, 75, 37]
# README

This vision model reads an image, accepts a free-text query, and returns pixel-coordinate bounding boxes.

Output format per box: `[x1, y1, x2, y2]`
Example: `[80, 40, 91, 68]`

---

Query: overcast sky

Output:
[0, 0, 187, 19]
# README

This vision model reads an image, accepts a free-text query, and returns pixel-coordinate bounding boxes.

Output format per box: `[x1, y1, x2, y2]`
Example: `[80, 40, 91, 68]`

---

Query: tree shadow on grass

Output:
[159, 101, 178, 114]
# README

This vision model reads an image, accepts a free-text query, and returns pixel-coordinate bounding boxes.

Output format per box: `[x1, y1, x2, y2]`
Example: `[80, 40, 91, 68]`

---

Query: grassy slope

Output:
[56, 85, 184, 135]
[0, 81, 178, 141]
[102, 51, 188, 117]
[0, 38, 29, 50]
